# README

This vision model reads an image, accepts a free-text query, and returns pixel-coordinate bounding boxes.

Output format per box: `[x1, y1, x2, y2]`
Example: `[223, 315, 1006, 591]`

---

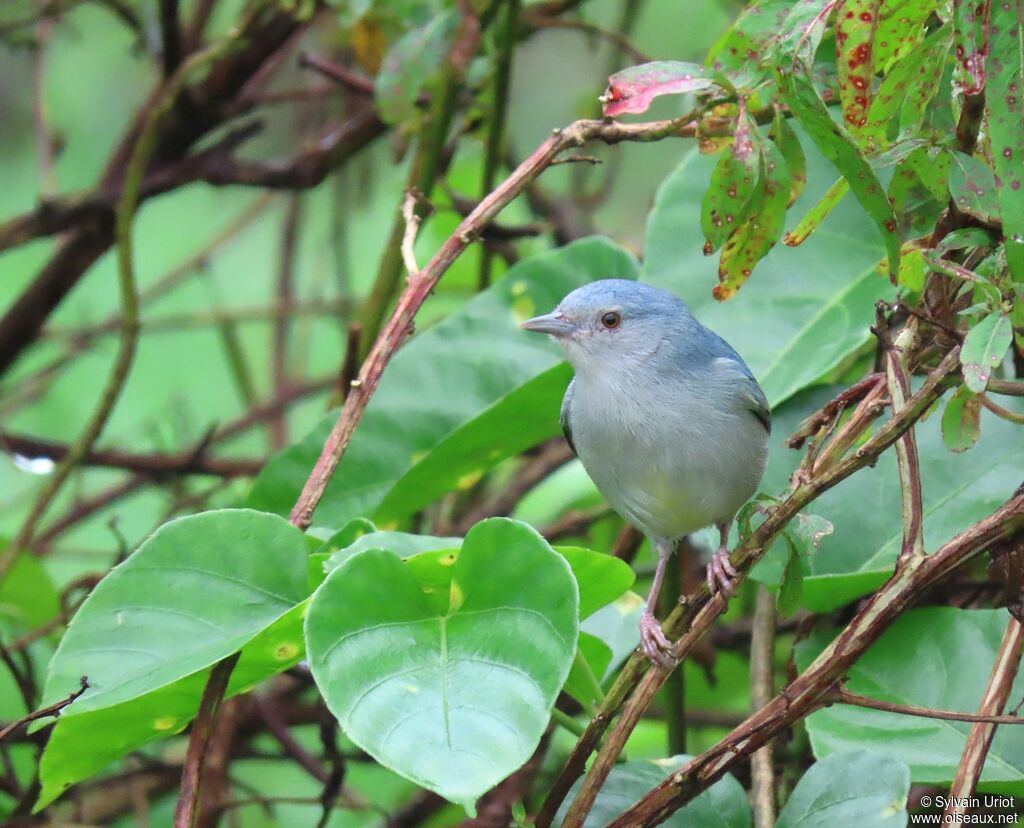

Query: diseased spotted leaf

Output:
[784, 177, 849, 247]
[986, 0, 1024, 281]
[775, 0, 901, 276]
[953, 0, 992, 94]
[961, 312, 1013, 392]
[941, 385, 982, 452]
[707, 0, 798, 74]
[701, 108, 762, 254]
[896, 246, 927, 291]
[949, 150, 1000, 224]
[836, 0, 883, 137]
[601, 61, 717, 117]
[874, 0, 942, 71]
[898, 29, 953, 136]
[772, 112, 808, 204]
[716, 137, 790, 299]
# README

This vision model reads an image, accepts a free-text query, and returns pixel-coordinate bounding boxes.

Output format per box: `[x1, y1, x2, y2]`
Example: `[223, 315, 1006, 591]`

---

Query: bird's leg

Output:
[638, 539, 676, 667]
[707, 520, 739, 597]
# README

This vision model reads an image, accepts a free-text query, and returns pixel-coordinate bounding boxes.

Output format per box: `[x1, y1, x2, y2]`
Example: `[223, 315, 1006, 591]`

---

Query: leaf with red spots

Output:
[775, 0, 902, 276]
[836, 0, 883, 138]
[715, 138, 790, 299]
[949, 151, 1000, 224]
[701, 108, 762, 254]
[875, 0, 942, 71]
[707, 0, 797, 75]
[784, 177, 850, 246]
[953, 0, 992, 94]
[961, 312, 1013, 392]
[771, 113, 808, 205]
[600, 61, 717, 117]
[986, 0, 1024, 282]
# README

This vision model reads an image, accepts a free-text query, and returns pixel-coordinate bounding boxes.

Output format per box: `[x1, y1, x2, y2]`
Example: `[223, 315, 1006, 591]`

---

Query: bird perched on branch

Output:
[521, 280, 770, 666]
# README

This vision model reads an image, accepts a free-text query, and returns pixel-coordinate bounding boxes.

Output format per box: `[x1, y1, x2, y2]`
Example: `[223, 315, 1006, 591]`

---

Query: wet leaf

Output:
[715, 136, 790, 299]
[949, 151, 1000, 224]
[836, 0, 883, 136]
[700, 109, 762, 254]
[784, 177, 850, 246]
[601, 61, 717, 117]
[941, 385, 982, 452]
[961, 312, 1013, 392]
[986, 0, 1024, 281]
[953, 0, 992, 94]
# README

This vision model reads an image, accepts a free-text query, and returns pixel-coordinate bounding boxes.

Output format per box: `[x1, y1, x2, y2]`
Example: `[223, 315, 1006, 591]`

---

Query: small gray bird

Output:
[521, 279, 770, 666]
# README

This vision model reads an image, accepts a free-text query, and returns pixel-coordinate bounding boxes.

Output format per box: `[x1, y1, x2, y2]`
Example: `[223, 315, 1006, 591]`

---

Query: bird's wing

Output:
[713, 356, 771, 434]
[560, 378, 578, 456]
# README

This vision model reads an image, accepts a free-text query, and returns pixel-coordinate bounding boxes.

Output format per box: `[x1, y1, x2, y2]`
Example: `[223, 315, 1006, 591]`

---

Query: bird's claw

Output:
[706, 547, 738, 598]
[639, 612, 676, 668]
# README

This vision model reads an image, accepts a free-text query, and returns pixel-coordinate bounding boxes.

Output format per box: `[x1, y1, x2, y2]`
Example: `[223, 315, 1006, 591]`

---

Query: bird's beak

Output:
[520, 311, 576, 338]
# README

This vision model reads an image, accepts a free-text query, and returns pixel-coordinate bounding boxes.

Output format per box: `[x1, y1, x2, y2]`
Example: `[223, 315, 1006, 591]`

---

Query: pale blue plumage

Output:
[521, 279, 770, 664]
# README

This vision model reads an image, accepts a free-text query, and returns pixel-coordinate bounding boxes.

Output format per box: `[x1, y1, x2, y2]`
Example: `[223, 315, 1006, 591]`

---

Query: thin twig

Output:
[832, 683, 1024, 726]
[979, 392, 1024, 425]
[401, 190, 424, 279]
[173, 655, 240, 828]
[0, 677, 88, 743]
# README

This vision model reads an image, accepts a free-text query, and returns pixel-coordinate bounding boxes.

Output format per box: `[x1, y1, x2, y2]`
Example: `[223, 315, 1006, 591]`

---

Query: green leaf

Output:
[564, 633, 613, 707]
[374, 10, 459, 125]
[305, 518, 578, 811]
[601, 62, 717, 117]
[961, 312, 1013, 392]
[324, 529, 461, 572]
[777, 538, 804, 617]
[774, 1, 901, 276]
[645, 144, 896, 408]
[700, 114, 762, 255]
[874, 0, 941, 71]
[553, 755, 751, 828]
[953, 0, 991, 94]
[941, 385, 982, 452]
[775, 750, 910, 827]
[39, 509, 308, 715]
[715, 134, 790, 299]
[0, 553, 59, 633]
[37, 601, 307, 809]
[248, 238, 638, 530]
[783, 177, 850, 247]
[800, 608, 1024, 792]
[896, 28, 951, 138]
[707, 0, 797, 73]
[949, 151, 1001, 225]
[557, 546, 636, 620]
[836, 0, 883, 137]
[986, 1, 1024, 281]
[580, 592, 644, 681]
[772, 113, 808, 205]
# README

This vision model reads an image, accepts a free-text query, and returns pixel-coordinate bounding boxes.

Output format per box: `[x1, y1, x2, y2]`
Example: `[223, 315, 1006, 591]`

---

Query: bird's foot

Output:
[706, 546, 738, 597]
[639, 611, 676, 668]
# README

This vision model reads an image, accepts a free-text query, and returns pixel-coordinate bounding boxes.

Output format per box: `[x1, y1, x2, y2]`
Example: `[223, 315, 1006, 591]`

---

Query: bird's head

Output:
[520, 279, 692, 374]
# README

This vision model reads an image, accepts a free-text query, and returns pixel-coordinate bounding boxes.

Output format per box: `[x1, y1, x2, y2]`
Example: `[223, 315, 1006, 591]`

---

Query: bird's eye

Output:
[600, 311, 621, 329]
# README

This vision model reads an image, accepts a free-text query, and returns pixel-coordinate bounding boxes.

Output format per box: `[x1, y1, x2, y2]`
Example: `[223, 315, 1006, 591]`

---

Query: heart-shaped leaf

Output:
[40, 509, 308, 715]
[305, 518, 578, 812]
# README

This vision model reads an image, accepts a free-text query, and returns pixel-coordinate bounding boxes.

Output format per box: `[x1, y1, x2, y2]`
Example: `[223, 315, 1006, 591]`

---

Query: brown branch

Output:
[297, 51, 377, 97]
[173, 654, 239, 828]
[786, 372, 884, 449]
[749, 586, 776, 828]
[830, 683, 1024, 726]
[0, 677, 87, 743]
[159, 0, 182, 76]
[287, 113, 703, 529]
[944, 617, 1024, 818]
[979, 392, 1024, 425]
[0, 432, 262, 478]
[604, 490, 1024, 827]
[400, 189, 424, 279]
[987, 379, 1024, 397]
[271, 195, 302, 450]
[541, 347, 961, 828]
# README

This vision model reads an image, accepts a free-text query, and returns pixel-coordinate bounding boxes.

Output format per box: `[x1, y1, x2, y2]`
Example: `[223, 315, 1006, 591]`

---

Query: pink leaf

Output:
[600, 61, 718, 117]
